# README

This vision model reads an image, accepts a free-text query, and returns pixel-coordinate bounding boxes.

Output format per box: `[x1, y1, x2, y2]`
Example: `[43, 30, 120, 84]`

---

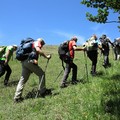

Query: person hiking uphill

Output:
[99, 34, 114, 68]
[60, 36, 85, 88]
[0, 45, 17, 86]
[14, 38, 51, 102]
[83, 34, 102, 76]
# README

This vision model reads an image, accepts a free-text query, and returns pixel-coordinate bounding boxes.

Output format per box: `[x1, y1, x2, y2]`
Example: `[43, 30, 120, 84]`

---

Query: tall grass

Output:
[0, 46, 120, 120]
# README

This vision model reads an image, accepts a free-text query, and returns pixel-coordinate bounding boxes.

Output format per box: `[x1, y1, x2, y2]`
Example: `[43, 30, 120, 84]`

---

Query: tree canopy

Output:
[81, 0, 120, 29]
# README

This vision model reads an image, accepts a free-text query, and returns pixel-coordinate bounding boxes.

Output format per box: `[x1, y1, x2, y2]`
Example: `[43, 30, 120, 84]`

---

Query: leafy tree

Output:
[81, 0, 120, 29]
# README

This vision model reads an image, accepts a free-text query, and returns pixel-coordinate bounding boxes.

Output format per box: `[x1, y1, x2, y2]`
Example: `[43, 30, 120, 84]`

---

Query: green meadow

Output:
[0, 45, 120, 120]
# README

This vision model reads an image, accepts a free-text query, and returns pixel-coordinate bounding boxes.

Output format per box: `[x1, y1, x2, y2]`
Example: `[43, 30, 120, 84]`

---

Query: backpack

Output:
[83, 37, 98, 51]
[113, 38, 120, 47]
[100, 38, 109, 46]
[58, 40, 70, 61]
[0, 46, 6, 58]
[16, 38, 35, 61]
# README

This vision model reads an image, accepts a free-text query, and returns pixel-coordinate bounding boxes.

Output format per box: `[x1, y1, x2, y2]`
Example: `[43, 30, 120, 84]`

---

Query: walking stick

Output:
[84, 51, 89, 82]
[54, 60, 65, 82]
[54, 69, 63, 82]
[35, 59, 49, 98]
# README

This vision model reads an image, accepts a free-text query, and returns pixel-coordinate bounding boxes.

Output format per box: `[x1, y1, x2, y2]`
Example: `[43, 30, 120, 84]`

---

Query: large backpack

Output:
[16, 38, 35, 61]
[83, 37, 98, 51]
[100, 38, 109, 47]
[58, 40, 70, 62]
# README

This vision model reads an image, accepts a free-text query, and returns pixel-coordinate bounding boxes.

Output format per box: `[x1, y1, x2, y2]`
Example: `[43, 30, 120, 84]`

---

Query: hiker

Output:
[60, 36, 85, 88]
[0, 45, 17, 86]
[113, 37, 120, 60]
[83, 34, 102, 76]
[99, 34, 114, 68]
[14, 38, 51, 102]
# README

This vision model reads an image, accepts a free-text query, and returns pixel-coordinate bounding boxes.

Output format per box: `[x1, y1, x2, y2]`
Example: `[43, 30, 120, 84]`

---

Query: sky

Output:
[0, 0, 119, 46]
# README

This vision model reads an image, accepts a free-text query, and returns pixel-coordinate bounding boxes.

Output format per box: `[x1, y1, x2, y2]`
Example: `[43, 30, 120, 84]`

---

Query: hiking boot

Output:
[107, 63, 111, 67]
[103, 64, 107, 68]
[45, 89, 52, 95]
[71, 80, 79, 85]
[14, 97, 24, 103]
[40, 89, 52, 97]
[60, 83, 67, 88]
[91, 71, 97, 76]
[4, 80, 8, 86]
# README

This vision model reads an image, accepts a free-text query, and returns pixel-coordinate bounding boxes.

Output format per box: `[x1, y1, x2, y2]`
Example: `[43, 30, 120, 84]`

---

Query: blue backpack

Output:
[16, 38, 35, 61]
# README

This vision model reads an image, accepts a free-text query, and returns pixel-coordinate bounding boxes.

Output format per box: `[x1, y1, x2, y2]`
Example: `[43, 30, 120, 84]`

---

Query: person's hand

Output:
[47, 54, 51, 59]
[102, 48, 104, 51]
[4, 60, 8, 66]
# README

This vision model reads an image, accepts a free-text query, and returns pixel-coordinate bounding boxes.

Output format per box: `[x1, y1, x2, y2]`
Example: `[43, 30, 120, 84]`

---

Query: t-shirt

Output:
[33, 41, 42, 60]
[68, 40, 76, 58]
[0, 46, 14, 61]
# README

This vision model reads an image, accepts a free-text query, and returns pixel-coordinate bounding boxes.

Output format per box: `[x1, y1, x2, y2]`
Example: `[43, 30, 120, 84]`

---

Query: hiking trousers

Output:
[61, 61, 77, 84]
[87, 50, 98, 73]
[0, 60, 12, 84]
[14, 59, 46, 99]
[102, 50, 109, 65]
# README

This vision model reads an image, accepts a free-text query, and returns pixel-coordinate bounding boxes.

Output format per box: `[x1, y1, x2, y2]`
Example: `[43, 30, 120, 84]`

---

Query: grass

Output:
[0, 46, 120, 120]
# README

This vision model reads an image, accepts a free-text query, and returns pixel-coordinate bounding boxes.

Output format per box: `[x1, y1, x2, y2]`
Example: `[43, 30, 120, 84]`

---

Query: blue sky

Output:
[0, 0, 119, 46]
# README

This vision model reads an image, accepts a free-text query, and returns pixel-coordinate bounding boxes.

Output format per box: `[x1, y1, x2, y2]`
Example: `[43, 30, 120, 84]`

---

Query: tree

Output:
[81, 0, 120, 29]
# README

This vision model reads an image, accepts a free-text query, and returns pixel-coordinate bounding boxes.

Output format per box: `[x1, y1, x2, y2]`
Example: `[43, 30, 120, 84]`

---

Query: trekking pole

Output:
[54, 69, 64, 82]
[54, 60, 65, 82]
[35, 59, 49, 98]
[84, 51, 89, 82]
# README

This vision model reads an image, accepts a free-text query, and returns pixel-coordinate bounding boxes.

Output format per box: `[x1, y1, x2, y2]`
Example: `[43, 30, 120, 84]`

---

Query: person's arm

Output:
[36, 46, 51, 59]
[4, 50, 10, 65]
[109, 40, 114, 47]
[73, 45, 85, 51]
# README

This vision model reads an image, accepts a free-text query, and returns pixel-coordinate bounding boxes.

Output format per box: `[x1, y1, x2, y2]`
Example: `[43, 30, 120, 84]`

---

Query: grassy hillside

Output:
[0, 45, 120, 120]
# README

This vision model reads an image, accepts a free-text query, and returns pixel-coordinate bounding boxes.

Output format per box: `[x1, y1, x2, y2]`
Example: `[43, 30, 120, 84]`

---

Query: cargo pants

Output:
[14, 59, 46, 99]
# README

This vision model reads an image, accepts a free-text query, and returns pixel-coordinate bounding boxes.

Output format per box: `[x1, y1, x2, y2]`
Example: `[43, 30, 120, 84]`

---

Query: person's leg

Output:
[87, 51, 97, 75]
[4, 64, 12, 85]
[0, 64, 5, 77]
[60, 62, 71, 87]
[91, 51, 97, 75]
[23, 61, 47, 94]
[14, 62, 31, 100]
[71, 62, 77, 84]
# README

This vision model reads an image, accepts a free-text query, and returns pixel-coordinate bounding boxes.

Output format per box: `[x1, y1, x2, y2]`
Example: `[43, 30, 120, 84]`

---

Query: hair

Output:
[37, 38, 45, 45]
[71, 36, 78, 42]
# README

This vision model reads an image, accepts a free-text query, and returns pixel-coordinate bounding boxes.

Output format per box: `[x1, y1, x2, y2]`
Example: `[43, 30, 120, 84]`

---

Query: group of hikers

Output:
[0, 34, 118, 103]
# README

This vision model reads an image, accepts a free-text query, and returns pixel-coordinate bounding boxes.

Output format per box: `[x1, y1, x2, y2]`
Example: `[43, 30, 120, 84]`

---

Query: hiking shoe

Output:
[40, 89, 52, 97]
[4, 80, 8, 86]
[107, 63, 111, 67]
[71, 80, 78, 85]
[14, 97, 24, 103]
[103, 64, 107, 68]
[60, 83, 67, 88]
[45, 89, 52, 95]
[90, 71, 97, 76]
